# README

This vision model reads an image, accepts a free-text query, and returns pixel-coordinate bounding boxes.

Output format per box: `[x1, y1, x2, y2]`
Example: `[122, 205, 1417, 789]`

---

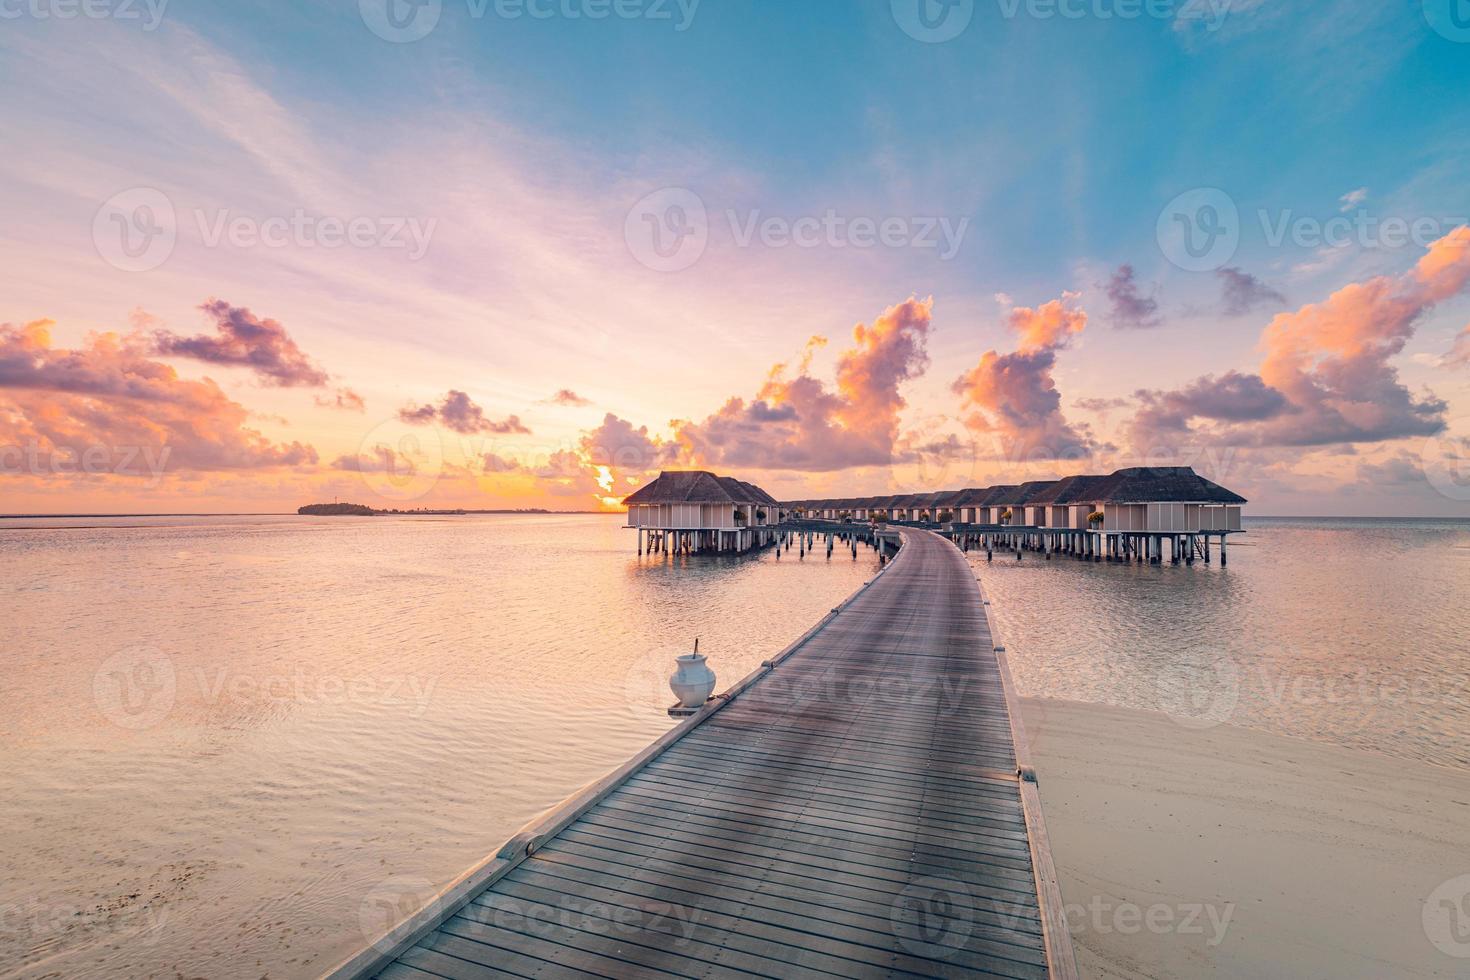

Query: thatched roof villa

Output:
[623, 470, 779, 554]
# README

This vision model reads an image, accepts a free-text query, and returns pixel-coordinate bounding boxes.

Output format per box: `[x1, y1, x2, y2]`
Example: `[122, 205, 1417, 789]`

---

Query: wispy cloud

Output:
[544, 389, 591, 407]
[152, 299, 330, 387]
[399, 390, 530, 436]
[1217, 267, 1287, 316]
[1105, 264, 1162, 329]
[1339, 187, 1369, 212]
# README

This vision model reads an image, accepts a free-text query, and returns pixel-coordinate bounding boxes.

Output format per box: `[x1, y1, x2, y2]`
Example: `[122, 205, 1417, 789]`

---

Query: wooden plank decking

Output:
[329, 529, 1076, 980]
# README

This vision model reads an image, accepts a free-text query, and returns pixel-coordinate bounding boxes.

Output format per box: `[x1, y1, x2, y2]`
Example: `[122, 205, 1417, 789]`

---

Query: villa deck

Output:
[328, 529, 1076, 980]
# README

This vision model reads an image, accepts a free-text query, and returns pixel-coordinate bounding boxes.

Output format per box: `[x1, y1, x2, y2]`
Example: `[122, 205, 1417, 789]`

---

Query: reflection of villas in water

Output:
[623, 470, 779, 554]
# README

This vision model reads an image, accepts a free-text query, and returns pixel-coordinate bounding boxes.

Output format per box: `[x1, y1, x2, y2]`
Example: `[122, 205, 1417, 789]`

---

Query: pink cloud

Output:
[316, 387, 366, 411]
[546, 388, 591, 407]
[1444, 325, 1470, 368]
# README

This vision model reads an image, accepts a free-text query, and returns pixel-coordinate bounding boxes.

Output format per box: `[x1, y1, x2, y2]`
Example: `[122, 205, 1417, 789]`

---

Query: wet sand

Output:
[1020, 697, 1470, 979]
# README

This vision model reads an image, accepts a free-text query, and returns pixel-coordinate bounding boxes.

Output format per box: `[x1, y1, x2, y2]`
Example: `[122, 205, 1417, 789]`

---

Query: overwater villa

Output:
[778, 465, 1247, 565]
[628, 465, 1244, 563]
[623, 470, 779, 554]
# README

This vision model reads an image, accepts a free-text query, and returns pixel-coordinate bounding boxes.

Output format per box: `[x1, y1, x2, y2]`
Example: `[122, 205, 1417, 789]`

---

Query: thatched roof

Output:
[624, 471, 776, 506]
[773, 467, 1244, 510]
[975, 485, 1018, 506]
[950, 487, 994, 506]
[1097, 467, 1247, 504]
[1027, 474, 1114, 506]
[991, 480, 1059, 505]
[720, 477, 778, 506]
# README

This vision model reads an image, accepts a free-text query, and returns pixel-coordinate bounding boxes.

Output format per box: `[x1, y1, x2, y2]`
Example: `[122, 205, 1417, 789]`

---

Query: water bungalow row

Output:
[627, 466, 1247, 565]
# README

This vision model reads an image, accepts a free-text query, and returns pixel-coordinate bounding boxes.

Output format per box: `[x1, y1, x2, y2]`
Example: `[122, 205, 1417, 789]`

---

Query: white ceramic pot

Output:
[670, 652, 716, 708]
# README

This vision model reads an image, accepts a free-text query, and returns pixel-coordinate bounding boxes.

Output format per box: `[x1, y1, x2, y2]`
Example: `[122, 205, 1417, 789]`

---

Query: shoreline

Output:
[1020, 696, 1470, 979]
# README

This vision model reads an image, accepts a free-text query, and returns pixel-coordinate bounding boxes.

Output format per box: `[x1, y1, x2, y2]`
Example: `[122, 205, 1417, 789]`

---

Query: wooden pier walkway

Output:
[329, 529, 1076, 980]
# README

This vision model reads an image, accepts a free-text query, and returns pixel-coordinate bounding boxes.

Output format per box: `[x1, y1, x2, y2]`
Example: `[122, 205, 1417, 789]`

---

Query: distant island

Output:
[298, 502, 378, 516]
[296, 503, 580, 516]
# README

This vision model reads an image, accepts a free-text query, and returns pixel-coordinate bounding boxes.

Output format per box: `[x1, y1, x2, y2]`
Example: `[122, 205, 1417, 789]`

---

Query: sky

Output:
[3, 0, 1470, 515]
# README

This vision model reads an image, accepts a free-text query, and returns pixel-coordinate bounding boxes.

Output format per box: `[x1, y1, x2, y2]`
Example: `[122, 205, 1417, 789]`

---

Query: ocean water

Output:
[2, 513, 1467, 978]
[972, 517, 1470, 770]
[1, 513, 878, 979]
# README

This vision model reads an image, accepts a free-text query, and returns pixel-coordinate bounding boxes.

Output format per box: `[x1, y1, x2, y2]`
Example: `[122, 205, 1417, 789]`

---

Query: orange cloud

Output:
[1010, 293, 1087, 352]
[953, 293, 1098, 460]
[0, 318, 316, 478]
[1132, 226, 1470, 449]
[673, 297, 934, 471]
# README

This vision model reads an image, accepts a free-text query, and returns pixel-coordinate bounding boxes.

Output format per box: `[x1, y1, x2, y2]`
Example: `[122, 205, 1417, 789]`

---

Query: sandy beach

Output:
[1020, 697, 1470, 978]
